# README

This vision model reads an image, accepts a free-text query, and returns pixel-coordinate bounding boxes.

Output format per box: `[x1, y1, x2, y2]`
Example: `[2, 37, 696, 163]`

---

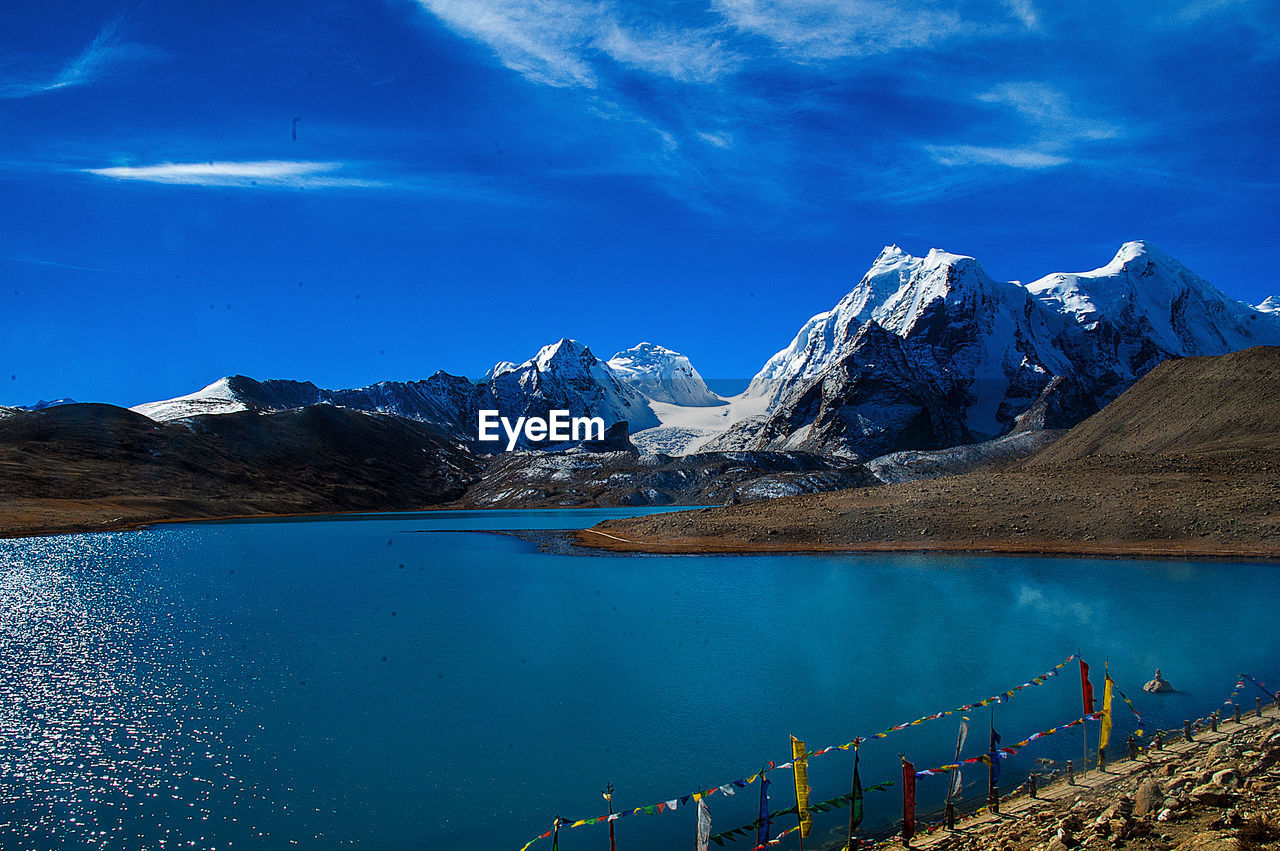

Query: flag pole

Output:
[602, 784, 615, 851]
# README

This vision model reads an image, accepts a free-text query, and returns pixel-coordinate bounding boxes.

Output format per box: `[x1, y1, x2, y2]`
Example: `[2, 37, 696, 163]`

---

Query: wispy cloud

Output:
[710, 0, 968, 60]
[83, 161, 385, 189]
[999, 0, 1040, 30]
[596, 21, 741, 83]
[1, 254, 105, 273]
[925, 82, 1119, 172]
[0, 17, 166, 100]
[414, 0, 738, 87]
[976, 82, 1119, 142]
[925, 144, 1068, 169]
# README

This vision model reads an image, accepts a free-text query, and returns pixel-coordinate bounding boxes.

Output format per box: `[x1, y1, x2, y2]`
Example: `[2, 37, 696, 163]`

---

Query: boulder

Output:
[1143, 668, 1173, 693]
[1189, 783, 1236, 807]
[1134, 779, 1164, 817]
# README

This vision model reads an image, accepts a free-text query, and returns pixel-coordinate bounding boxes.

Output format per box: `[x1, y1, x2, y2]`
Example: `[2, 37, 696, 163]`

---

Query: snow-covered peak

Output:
[530, 337, 595, 372]
[490, 339, 660, 433]
[1026, 240, 1188, 322]
[607, 342, 722, 407]
[485, 361, 517, 380]
[132, 377, 251, 421]
[1023, 239, 1274, 362]
[1257, 296, 1280, 315]
[746, 246, 1007, 406]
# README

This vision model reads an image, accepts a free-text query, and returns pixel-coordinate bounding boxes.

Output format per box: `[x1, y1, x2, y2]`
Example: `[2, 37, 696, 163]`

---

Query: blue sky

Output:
[2, 0, 1277, 406]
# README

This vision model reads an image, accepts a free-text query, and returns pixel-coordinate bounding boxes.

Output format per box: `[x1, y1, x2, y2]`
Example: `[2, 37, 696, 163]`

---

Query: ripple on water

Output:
[0, 533, 290, 849]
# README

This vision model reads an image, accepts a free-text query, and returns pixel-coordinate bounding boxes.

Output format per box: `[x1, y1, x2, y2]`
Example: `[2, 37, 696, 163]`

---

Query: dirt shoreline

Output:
[574, 528, 1280, 562]
[579, 451, 1280, 563]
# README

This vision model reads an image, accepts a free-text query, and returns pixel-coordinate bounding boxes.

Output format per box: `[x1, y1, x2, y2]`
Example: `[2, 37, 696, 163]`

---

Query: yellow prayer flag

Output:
[790, 735, 812, 837]
[1099, 675, 1114, 750]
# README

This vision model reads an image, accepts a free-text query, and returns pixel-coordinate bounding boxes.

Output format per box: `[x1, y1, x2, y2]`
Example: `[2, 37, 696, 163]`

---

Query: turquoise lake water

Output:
[2, 508, 1278, 850]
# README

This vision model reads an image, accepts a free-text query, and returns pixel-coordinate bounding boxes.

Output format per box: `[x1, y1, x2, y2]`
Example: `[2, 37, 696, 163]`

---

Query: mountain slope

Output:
[583, 347, 1280, 558]
[1030, 346, 1280, 461]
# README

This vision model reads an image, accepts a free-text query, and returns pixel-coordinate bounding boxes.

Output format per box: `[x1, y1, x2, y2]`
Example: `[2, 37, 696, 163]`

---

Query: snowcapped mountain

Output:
[485, 361, 517, 380]
[133, 338, 658, 447]
[1026, 241, 1279, 399]
[716, 241, 1280, 459]
[607, 342, 722, 407]
[484, 338, 660, 437]
[132, 376, 324, 421]
[128, 241, 1276, 462]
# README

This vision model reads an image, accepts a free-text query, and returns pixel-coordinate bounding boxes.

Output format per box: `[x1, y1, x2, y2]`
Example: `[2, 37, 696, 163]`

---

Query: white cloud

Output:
[1000, 0, 1040, 30]
[710, 0, 967, 60]
[415, 0, 737, 87]
[415, 0, 600, 87]
[977, 82, 1119, 142]
[83, 161, 384, 189]
[0, 17, 166, 100]
[697, 131, 734, 148]
[926, 145, 1068, 169]
[596, 22, 740, 83]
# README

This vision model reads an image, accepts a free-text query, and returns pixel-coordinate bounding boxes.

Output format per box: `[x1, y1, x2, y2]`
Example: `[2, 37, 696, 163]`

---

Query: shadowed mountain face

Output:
[0, 403, 481, 519]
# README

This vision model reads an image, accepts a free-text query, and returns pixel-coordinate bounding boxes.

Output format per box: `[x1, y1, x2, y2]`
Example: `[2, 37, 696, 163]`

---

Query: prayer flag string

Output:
[515, 653, 1081, 850]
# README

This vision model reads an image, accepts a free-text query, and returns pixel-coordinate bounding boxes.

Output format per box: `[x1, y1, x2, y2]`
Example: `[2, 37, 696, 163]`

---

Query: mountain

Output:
[1257, 296, 1280, 315]
[0, 402, 481, 535]
[118, 242, 1280, 463]
[132, 338, 659, 446]
[1024, 241, 1277, 402]
[584, 346, 1280, 558]
[17, 398, 77, 411]
[484, 338, 660, 439]
[712, 241, 1280, 460]
[607, 343, 722, 407]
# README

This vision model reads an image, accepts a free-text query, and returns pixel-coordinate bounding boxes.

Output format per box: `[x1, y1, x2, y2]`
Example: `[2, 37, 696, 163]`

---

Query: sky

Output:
[2, 0, 1278, 407]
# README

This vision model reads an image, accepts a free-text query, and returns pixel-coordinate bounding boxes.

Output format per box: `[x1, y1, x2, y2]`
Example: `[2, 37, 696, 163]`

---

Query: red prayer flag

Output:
[902, 757, 917, 842]
[1080, 658, 1095, 715]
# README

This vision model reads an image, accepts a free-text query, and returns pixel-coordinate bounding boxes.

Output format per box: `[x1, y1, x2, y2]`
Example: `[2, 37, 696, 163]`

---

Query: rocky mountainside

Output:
[463, 449, 873, 508]
[1030, 345, 1280, 462]
[712, 242, 1280, 460]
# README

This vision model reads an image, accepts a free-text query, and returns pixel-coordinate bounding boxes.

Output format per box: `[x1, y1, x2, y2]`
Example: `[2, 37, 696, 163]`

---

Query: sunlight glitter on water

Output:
[0, 533, 281, 849]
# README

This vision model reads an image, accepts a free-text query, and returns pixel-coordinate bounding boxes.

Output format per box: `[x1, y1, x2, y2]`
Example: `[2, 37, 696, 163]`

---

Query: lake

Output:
[2, 509, 1277, 850]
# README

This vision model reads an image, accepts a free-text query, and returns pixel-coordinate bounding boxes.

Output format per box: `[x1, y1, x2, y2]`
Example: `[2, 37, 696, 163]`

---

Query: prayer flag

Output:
[791, 736, 812, 837]
[848, 746, 864, 844]
[1080, 658, 1095, 715]
[1099, 674, 1114, 751]
[758, 771, 772, 847]
[989, 725, 1001, 789]
[696, 798, 711, 851]
[902, 757, 917, 842]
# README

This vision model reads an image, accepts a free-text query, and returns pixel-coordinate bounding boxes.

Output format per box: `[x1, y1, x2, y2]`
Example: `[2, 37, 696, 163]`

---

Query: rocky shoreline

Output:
[901, 708, 1280, 850]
